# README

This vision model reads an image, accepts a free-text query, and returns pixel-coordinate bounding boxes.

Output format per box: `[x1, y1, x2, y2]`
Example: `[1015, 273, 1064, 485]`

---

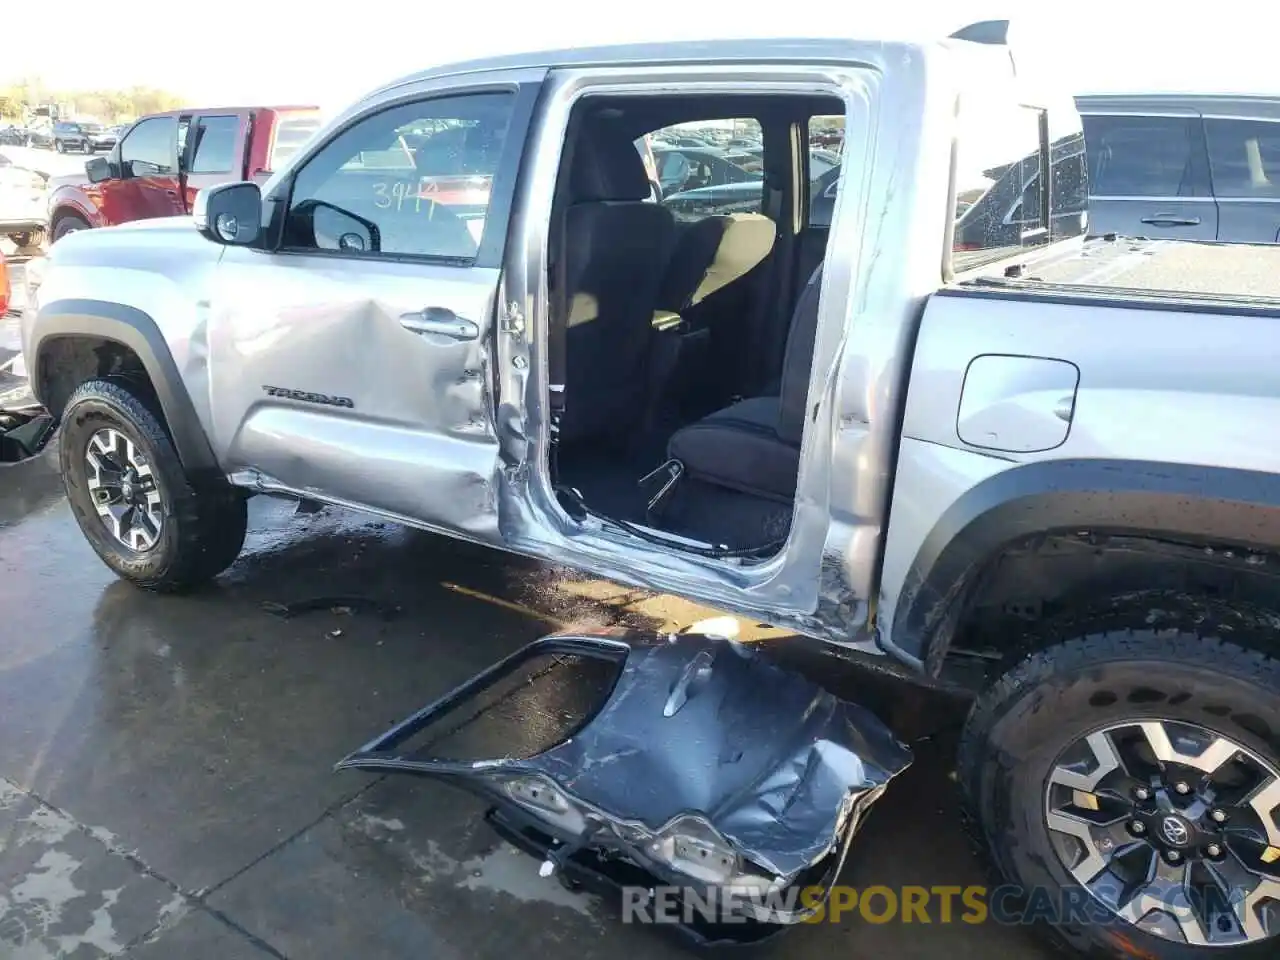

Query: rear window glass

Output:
[270, 112, 324, 171]
[808, 114, 845, 228]
[952, 99, 1048, 271]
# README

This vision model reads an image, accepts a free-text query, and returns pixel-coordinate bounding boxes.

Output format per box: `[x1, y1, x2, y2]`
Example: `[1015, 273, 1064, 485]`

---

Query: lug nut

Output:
[1134, 786, 1152, 801]
[1206, 843, 1223, 859]
[1210, 809, 1227, 824]
[1174, 781, 1192, 796]
[1130, 820, 1146, 835]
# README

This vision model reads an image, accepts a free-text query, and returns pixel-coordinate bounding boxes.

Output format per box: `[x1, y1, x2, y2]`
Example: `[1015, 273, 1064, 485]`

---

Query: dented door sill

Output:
[336, 630, 912, 944]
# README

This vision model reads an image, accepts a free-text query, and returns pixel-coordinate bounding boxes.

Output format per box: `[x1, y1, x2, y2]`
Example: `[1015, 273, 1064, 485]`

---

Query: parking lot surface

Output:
[0, 354, 1056, 958]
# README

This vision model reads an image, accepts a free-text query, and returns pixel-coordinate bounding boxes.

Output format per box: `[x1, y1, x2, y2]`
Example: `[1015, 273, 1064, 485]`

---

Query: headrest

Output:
[571, 123, 653, 203]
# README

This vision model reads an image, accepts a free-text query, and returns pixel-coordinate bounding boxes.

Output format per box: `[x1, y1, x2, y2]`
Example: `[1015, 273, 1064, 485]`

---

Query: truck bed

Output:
[951, 237, 1280, 314]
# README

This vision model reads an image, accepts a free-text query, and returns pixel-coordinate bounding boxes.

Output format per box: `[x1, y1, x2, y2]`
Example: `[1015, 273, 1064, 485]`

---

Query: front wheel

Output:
[959, 613, 1280, 959]
[52, 214, 89, 242]
[59, 378, 247, 591]
[54, 139, 64, 153]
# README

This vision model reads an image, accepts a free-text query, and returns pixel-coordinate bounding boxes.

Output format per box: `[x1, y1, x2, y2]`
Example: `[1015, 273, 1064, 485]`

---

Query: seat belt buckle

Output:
[638, 459, 684, 519]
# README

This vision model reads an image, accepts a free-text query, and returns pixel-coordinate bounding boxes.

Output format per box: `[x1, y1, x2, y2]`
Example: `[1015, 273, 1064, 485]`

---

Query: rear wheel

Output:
[959, 612, 1280, 959]
[59, 378, 247, 591]
[54, 139, 65, 153]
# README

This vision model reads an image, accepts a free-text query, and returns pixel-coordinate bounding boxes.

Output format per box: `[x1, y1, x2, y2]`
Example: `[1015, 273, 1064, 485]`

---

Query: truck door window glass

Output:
[1081, 115, 1210, 198]
[190, 116, 240, 174]
[808, 114, 845, 228]
[646, 120, 764, 222]
[1205, 118, 1280, 199]
[952, 102, 1047, 270]
[121, 117, 177, 177]
[283, 92, 513, 261]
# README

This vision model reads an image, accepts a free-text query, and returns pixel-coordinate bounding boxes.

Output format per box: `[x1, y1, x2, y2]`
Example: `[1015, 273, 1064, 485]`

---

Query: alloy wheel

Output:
[1045, 718, 1280, 946]
[83, 427, 165, 551]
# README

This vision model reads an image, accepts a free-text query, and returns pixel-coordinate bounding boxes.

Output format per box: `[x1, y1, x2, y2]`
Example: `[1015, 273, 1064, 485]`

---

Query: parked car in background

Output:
[0, 125, 28, 146]
[651, 144, 762, 197]
[1078, 93, 1280, 244]
[52, 120, 117, 154]
[661, 147, 840, 223]
[46, 104, 323, 241]
[20, 126, 54, 149]
[0, 153, 49, 247]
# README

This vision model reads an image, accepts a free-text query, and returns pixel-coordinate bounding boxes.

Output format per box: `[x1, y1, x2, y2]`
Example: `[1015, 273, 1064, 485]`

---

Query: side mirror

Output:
[194, 181, 263, 247]
[85, 156, 113, 184]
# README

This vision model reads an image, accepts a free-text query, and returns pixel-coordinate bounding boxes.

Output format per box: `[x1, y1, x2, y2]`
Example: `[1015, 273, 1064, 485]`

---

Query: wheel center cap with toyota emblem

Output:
[1159, 814, 1193, 848]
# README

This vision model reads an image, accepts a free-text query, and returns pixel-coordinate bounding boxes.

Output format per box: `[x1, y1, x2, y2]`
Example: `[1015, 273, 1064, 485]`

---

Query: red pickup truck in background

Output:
[46, 105, 322, 242]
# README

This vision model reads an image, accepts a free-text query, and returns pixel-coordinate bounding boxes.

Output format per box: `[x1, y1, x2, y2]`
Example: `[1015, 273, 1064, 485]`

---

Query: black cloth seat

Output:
[666, 264, 824, 502]
[558, 121, 676, 444]
[656, 212, 776, 314]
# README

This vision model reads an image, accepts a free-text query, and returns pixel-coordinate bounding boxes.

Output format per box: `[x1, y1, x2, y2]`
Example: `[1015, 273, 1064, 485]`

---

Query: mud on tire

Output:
[59, 378, 247, 591]
[957, 603, 1280, 960]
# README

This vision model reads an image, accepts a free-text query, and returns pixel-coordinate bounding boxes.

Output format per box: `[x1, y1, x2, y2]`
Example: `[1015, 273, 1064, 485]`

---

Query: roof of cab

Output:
[369, 36, 944, 97]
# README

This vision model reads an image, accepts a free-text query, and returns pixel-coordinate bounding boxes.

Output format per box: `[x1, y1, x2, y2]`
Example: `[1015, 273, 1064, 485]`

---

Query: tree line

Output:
[0, 78, 187, 124]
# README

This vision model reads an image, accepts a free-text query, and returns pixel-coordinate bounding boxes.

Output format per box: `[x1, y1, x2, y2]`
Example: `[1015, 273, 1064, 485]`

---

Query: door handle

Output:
[1140, 215, 1201, 227]
[399, 307, 479, 341]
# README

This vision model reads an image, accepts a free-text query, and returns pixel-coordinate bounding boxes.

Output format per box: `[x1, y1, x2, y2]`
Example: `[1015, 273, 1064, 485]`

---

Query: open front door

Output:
[207, 76, 541, 542]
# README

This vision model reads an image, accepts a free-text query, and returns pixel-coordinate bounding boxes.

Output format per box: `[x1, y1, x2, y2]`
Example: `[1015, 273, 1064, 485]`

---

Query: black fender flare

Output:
[30, 299, 219, 475]
[882, 459, 1280, 672]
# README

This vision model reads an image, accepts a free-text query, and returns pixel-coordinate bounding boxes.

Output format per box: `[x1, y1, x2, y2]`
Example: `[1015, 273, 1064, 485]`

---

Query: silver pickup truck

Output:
[20, 20, 1280, 959]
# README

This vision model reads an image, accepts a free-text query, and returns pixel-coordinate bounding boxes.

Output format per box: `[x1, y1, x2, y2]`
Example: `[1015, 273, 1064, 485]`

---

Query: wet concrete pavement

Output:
[0, 443, 1057, 959]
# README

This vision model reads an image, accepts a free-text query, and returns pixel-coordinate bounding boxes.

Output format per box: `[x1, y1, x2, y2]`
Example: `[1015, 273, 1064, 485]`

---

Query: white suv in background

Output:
[1078, 92, 1280, 244]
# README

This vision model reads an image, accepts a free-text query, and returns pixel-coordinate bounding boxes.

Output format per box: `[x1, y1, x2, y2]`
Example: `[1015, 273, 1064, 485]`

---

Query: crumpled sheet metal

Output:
[518, 632, 913, 883]
[339, 630, 913, 912]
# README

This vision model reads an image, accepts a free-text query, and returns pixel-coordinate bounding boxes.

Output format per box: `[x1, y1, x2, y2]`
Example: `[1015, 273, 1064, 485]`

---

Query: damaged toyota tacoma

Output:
[20, 19, 1280, 958]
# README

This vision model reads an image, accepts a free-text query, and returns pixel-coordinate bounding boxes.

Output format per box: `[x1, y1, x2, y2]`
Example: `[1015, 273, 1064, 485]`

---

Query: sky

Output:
[3, 2, 1279, 115]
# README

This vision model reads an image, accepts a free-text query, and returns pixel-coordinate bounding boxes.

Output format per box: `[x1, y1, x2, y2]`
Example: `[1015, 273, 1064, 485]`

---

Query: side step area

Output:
[336, 631, 912, 945]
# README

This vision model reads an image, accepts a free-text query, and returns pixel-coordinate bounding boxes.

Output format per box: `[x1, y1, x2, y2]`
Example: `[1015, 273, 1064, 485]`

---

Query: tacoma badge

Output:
[262, 385, 355, 408]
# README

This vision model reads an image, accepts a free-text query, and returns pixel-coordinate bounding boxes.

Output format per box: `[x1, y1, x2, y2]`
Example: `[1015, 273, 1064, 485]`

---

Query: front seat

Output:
[665, 264, 824, 502]
[559, 122, 676, 444]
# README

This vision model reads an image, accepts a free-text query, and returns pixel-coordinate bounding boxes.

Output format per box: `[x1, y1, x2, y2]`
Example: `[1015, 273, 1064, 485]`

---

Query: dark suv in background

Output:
[1077, 93, 1280, 244]
[52, 121, 117, 154]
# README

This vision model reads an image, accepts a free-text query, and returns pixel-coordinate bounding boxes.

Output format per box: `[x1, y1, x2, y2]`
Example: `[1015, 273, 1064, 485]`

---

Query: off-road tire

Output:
[52, 214, 89, 242]
[957, 601, 1280, 959]
[59, 378, 247, 591]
